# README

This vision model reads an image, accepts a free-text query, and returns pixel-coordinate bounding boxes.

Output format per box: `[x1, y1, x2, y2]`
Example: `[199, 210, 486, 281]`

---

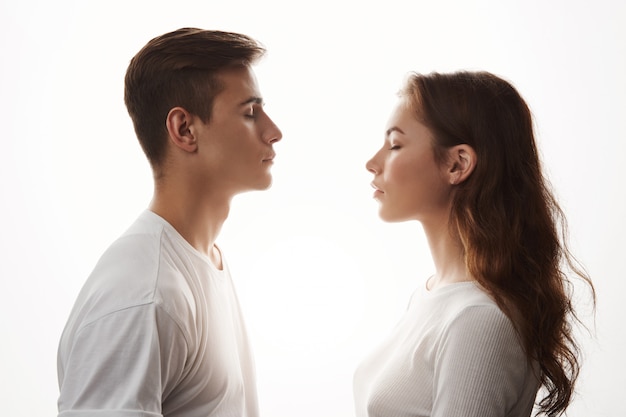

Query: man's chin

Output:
[253, 175, 273, 191]
[236, 177, 273, 195]
[255, 182, 273, 191]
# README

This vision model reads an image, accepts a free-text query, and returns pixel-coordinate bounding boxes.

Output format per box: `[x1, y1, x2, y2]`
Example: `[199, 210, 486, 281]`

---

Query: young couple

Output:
[57, 28, 594, 417]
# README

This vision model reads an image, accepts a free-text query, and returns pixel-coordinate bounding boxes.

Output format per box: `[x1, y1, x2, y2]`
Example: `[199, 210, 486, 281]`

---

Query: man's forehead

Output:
[215, 67, 261, 100]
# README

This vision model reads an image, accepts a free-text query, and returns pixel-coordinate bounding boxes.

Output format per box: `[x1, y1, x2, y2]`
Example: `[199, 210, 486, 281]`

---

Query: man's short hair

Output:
[124, 28, 266, 170]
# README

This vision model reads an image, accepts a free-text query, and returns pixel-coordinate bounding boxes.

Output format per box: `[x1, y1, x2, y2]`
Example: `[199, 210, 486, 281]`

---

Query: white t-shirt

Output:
[353, 281, 539, 417]
[57, 210, 258, 417]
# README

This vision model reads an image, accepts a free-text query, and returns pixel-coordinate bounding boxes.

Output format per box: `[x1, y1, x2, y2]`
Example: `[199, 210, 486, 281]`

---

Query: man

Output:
[57, 28, 282, 417]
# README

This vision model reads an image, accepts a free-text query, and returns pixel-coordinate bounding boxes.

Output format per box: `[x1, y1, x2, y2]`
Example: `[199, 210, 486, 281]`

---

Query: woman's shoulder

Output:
[423, 282, 513, 335]
[441, 284, 518, 346]
[423, 281, 498, 309]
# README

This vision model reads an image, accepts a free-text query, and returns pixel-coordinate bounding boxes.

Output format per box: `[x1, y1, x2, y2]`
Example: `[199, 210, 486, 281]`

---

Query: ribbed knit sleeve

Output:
[432, 305, 531, 417]
[354, 283, 539, 417]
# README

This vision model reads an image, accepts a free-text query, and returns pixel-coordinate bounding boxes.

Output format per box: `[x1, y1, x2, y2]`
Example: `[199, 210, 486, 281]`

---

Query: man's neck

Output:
[149, 182, 231, 269]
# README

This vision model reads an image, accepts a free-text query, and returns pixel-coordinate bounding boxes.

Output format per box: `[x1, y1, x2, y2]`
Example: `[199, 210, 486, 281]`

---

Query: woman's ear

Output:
[447, 144, 477, 185]
[165, 107, 198, 153]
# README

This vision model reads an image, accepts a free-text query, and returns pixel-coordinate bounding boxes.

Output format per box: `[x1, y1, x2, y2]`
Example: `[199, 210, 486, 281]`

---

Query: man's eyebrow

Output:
[239, 96, 264, 106]
[386, 126, 405, 136]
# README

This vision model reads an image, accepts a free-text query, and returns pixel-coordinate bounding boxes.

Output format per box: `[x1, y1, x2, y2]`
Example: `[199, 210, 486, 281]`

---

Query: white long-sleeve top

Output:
[354, 281, 540, 417]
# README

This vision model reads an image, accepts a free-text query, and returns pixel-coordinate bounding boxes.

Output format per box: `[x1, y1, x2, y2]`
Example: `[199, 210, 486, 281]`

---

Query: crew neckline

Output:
[424, 278, 477, 297]
[142, 209, 226, 273]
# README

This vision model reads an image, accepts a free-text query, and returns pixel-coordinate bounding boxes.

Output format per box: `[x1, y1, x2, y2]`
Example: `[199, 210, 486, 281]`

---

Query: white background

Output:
[1, 0, 624, 415]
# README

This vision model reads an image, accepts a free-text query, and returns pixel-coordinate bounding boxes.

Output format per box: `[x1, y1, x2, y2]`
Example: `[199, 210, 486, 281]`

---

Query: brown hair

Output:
[401, 71, 595, 416]
[124, 28, 266, 170]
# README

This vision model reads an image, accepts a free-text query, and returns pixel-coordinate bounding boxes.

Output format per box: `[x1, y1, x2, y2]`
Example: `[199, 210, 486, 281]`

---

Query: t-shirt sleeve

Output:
[58, 303, 188, 417]
[432, 305, 531, 417]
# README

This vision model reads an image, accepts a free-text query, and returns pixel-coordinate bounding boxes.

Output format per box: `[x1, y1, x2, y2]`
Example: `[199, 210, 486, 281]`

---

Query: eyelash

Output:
[389, 145, 400, 150]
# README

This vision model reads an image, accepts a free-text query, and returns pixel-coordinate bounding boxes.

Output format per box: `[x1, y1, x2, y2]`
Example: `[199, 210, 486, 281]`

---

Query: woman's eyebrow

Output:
[386, 126, 405, 137]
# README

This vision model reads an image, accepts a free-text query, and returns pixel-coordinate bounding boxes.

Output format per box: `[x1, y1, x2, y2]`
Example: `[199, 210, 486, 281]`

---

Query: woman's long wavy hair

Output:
[401, 71, 595, 416]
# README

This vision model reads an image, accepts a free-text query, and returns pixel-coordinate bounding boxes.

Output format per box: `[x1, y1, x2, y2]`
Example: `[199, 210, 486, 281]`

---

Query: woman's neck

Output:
[422, 219, 473, 290]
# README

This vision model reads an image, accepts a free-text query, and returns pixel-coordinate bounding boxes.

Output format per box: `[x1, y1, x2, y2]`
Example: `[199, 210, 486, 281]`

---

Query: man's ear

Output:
[165, 107, 198, 153]
[447, 144, 477, 185]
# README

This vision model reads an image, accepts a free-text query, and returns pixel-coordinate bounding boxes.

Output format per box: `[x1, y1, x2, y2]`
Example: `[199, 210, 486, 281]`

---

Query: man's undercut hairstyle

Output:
[124, 28, 266, 170]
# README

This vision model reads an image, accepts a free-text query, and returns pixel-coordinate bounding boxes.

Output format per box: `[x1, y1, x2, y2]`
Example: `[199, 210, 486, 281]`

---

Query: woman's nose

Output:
[366, 154, 379, 174]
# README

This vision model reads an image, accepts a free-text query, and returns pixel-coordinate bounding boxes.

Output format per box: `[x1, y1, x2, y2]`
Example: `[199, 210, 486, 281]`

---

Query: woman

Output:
[354, 71, 594, 417]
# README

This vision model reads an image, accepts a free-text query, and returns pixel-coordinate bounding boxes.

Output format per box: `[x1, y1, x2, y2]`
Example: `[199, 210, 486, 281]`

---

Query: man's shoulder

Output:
[93, 215, 165, 286]
[72, 213, 190, 320]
